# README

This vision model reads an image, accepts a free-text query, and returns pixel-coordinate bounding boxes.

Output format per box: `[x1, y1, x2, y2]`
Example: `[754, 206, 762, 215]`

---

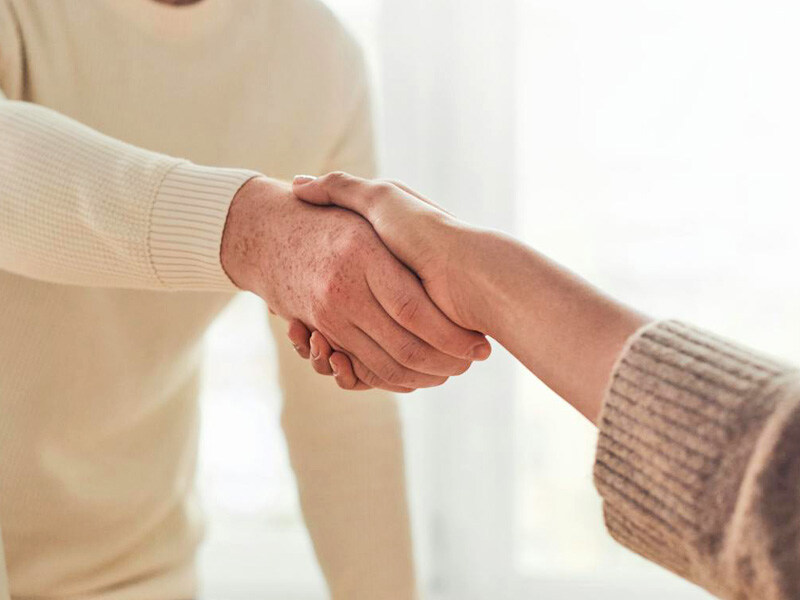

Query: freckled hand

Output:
[220, 176, 490, 391]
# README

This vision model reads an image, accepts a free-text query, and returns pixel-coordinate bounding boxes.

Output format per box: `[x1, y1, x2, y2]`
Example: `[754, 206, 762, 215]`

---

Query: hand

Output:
[286, 172, 491, 390]
[292, 173, 487, 330]
[287, 320, 371, 390]
[220, 176, 490, 392]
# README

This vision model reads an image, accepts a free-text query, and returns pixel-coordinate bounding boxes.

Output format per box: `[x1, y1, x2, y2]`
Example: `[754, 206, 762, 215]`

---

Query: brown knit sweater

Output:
[594, 320, 800, 599]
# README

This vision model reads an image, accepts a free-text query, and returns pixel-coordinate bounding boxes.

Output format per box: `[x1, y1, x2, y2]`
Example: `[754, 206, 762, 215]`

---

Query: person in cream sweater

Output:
[0, 0, 491, 598]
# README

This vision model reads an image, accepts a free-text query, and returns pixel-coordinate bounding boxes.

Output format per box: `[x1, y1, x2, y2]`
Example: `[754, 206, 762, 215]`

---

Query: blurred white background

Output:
[198, 1, 800, 598]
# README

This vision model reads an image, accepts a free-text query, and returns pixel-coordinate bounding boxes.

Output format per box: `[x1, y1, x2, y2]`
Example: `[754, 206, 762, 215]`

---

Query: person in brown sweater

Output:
[283, 172, 800, 600]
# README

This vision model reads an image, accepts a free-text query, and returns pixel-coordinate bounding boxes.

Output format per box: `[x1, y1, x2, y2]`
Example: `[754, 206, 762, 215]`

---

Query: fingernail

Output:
[293, 174, 316, 185]
[470, 341, 492, 360]
[330, 359, 339, 376]
[310, 335, 319, 359]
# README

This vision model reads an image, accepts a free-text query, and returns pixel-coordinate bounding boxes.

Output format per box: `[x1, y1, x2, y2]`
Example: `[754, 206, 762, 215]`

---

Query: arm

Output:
[0, 0, 255, 291]
[0, 94, 257, 290]
[431, 228, 648, 422]
[291, 173, 800, 599]
[0, 93, 484, 390]
[0, 5, 254, 290]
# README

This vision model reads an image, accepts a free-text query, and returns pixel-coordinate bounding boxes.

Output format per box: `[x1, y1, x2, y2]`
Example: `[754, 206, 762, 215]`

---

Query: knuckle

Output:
[324, 171, 351, 190]
[392, 294, 421, 323]
[357, 367, 381, 388]
[397, 338, 426, 368]
[365, 181, 394, 202]
[310, 301, 337, 333]
[314, 271, 346, 310]
[318, 274, 340, 299]
[329, 222, 371, 261]
[312, 359, 330, 375]
[378, 362, 407, 386]
[436, 327, 468, 354]
[289, 330, 309, 348]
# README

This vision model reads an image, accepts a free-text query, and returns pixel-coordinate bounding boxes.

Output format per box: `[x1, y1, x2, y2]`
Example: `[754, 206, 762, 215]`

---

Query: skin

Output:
[287, 172, 650, 423]
[220, 176, 491, 393]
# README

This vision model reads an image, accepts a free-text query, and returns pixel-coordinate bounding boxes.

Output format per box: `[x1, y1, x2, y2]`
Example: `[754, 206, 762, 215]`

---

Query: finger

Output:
[309, 330, 334, 375]
[342, 323, 448, 389]
[329, 352, 363, 390]
[293, 171, 381, 218]
[343, 354, 416, 394]
[319, 328, 420, 393]
[287, 319, 312, 359]
[294, 172, 450, 225]
[368, 265, 491, 361]
[353, 300, 471, 377]
[305, 331, 386, 392]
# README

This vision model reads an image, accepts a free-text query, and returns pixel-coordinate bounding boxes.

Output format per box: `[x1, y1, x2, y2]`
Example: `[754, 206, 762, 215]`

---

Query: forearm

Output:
[461, 227, 649, 422]
[465, 228, 800, 596]
[0, 99, 257, 290]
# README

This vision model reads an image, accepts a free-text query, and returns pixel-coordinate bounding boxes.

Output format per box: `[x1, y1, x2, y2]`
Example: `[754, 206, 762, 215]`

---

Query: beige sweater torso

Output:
[0, 1, 414, 599]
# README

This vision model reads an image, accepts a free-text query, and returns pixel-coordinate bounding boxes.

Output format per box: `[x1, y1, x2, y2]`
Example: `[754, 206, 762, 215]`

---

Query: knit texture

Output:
[0, 101, 256, 290]
[151, 163, 258, 290]
[595, 320, 800, 599]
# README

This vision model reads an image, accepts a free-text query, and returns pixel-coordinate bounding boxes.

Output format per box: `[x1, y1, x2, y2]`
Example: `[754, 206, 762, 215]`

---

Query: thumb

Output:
[292, 172, 376, 221]
[291, 174, 332, 206]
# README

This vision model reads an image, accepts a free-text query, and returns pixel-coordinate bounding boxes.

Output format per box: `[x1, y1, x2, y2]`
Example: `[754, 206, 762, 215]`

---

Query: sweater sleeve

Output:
[594, 320, 800, 599]
[0, 97, 259, 291]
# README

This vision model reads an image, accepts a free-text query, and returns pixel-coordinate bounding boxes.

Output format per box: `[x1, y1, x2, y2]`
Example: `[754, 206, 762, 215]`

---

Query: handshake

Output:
[222, 169, 644, 418]
[221, 171, 494, 393]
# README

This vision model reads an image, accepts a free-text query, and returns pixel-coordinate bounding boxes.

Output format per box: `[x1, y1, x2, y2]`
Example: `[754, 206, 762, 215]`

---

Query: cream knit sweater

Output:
[0, 1, 413, 599]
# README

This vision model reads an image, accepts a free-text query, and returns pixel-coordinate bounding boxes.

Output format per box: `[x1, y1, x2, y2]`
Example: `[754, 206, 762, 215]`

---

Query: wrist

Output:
[220, 176, 290, 296]
[448, 225, 519, 335]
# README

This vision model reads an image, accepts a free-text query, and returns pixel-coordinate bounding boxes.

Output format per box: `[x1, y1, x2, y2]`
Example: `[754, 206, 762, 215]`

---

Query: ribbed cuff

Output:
[594, 320, 794, 582]
[149, 162, 260, 291]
